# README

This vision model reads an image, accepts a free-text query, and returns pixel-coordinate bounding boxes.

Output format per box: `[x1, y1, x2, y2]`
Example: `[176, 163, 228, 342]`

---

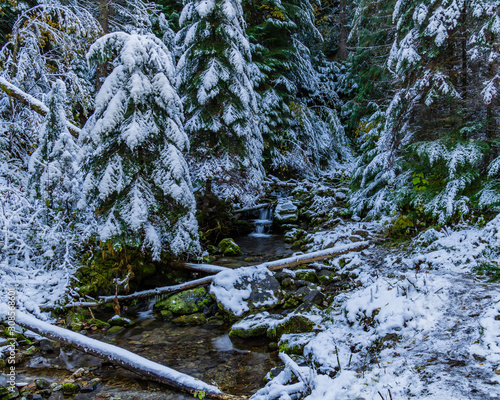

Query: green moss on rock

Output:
[154, 287, 212, 315]
[217, 238, 242, 256]
[107, 326, 125, 335]
[88, 318, 110, 329]
[70, 322, 83, 332]
[295, 270, 318, 283]
[62, 382, 80, 395]
[267, 315, 315, 340]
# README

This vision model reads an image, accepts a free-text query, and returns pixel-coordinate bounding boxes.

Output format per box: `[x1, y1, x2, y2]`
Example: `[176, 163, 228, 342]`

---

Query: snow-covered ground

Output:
[253, 217, 500, 400]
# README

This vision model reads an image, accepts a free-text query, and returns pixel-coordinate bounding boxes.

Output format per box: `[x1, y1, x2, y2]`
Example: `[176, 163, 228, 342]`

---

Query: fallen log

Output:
[99, 275, 214, 303]
[183, 263, 229, 274]
[0, 77, 82, 138]
[254, 241, 370, 271]
[98, 241, 370, 303]
[15, 311, 243, 400]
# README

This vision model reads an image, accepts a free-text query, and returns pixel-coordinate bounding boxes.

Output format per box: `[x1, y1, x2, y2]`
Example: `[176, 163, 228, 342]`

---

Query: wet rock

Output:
[172, 313, 206, 326]
[275, 271, 293, 282]
[206, 316, 225, 327]
[264, 366, 285, 383]
[88, 318, 110, 329]
[80, 379, 99, 393]
[35, 379, 50, 390]
[274, 199, 298, 225]
[280, 277, 294, 289]
[267, 315, 315, 340]
[49, 383, 61, 391]
[48, 392, 63, 400]
[229, 313, 282, 339]
[217, 238, 242, 256]
[268, 342, 278, 351]
[7, 351, 24, 365]
[160, 310, 173, 319]
[302, 289, 325, 305]
[70, 322, 83, 332]
[38, 339, 60, 355]
[154, 287, 212, 315]
[106, 326, 125, 335]
[61, 382, 80, 395]
[28, 394, 44, 400]
[317, 270, 338, 285]
[72, 367, 85, 378]
[207, 245, 219, 255]
[108, 316, 134, 327]
[279, 333, 315, 355]
[0, 386, 19, 400]
[295, 270, 318, 283]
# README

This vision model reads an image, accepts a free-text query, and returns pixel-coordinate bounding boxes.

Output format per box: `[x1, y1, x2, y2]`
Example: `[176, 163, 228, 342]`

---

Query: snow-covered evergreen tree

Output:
[28, 79, 79, 214]
[351, 0, 500, 223]
[79, 32, 199, 260]
[176, 0, 264, 204]
[244, 0, 349, 177]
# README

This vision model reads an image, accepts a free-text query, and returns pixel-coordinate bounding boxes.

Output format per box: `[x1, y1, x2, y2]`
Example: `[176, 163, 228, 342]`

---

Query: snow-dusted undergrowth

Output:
[253, 217, 500, 400]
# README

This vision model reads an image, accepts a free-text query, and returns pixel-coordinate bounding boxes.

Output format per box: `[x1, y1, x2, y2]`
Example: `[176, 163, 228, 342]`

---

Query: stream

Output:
[16, 218, 292, 399]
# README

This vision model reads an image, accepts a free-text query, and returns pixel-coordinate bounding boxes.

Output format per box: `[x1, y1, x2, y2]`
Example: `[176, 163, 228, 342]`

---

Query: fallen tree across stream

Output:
[94, 241, 371, 304]
[15, 311, 244, 400]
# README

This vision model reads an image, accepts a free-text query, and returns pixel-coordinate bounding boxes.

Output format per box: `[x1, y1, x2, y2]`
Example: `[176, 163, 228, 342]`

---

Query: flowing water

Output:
[16, 225, 291, 399]
[249, 207, 273, 238]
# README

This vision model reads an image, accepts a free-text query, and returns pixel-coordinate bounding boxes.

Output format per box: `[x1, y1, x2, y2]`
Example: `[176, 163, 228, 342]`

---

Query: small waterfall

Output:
[249, 206, 273, 237]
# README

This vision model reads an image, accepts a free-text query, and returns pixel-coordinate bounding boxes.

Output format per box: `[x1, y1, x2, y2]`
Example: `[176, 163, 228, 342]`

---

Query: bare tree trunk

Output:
[201, 178, 212, 220]
[338, 0, 348, 61]
[96, 0, 110, 92]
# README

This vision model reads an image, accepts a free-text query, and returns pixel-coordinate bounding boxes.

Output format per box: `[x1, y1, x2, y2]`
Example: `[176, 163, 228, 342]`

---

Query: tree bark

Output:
[0, 77, 81, 138]
[95, 0, 110, 92]
[338, 0, 348, 61]
[15, 311, 243, 400]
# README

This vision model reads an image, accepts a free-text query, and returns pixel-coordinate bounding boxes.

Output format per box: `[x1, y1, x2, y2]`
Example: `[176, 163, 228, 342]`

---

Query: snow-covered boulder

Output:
[210, 267, 281, 318]
[274, 198, 298, 224]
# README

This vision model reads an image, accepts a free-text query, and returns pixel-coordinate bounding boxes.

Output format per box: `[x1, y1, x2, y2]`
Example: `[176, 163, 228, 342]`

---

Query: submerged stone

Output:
[172, 313, 206, 326]
[108, 316, 134, 327]
[154, 287, 212, 315]
[106, 326, 124, 335]
[217, 238, 242, 256]
[88, 318, 110, 329]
